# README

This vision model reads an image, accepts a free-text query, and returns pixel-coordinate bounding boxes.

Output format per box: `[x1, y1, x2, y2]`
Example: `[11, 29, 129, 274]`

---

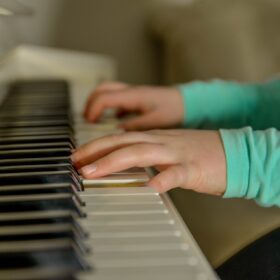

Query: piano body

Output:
[0, 4, 219, 280]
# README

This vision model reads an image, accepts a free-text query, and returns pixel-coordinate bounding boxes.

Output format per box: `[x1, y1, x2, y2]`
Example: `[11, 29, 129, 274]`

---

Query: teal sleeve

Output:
[178, 79, 280, 129]
[220, 127, 280, 207]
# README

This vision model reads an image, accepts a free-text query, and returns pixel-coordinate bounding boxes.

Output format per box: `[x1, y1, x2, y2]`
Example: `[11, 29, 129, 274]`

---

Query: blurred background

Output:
[1, 0, 280, 85]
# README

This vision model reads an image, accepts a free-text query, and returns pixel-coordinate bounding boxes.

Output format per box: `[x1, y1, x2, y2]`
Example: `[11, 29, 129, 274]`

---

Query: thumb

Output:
[149, 163, 201, 193]
[148, 165, 185, 193]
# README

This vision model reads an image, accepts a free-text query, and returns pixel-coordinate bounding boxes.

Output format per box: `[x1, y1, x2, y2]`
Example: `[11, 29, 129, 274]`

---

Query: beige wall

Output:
[15, 0, 182, 84]
[0, 16, 19, 54]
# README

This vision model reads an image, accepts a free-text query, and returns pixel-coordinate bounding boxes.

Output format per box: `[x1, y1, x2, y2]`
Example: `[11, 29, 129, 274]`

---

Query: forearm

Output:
[178, 79, 280, 129]
[220, 127, 280, 207]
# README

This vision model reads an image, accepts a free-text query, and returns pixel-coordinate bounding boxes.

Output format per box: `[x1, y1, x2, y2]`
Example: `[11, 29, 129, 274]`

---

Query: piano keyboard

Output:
[0, 80, 219, 280]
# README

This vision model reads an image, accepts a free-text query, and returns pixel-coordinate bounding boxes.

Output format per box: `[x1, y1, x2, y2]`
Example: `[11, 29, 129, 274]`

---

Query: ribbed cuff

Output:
[219, 128, 250, 198]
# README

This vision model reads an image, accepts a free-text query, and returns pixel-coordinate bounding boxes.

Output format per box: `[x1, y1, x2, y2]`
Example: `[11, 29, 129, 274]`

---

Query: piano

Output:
[0, 5, 219, 279]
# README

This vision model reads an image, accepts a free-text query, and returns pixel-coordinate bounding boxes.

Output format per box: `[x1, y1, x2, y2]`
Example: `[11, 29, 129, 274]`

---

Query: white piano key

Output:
[84, 202, 166, 212]
[84, 235, 184, 247]
[82, 173, 149, 186]
[79, 267, 200, 280]
[81, 186, 158, 195]
[81, 219, 175, 227]
[87, 248, 192, 262]
[80, 194, 162, 204]
[86, 242, 190, 253]
[83, 223, 175, 234]
[87, 256, 195, 269]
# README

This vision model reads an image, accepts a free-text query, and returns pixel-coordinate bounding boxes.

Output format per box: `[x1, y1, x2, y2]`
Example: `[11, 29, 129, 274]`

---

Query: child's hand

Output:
[71, 129, 226, 195]
[84, 81, 184, 131]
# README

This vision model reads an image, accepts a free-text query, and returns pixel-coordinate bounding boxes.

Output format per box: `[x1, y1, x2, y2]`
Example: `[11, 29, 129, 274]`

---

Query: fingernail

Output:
[81, 164, 97, 175]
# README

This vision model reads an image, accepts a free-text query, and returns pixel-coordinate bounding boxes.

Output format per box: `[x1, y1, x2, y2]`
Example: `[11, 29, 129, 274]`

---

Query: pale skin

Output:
[72, 81, 227, 195]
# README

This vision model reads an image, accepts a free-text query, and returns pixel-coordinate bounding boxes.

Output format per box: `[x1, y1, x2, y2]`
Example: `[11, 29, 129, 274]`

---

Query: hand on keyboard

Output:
[84, 81, 184, 131]
[71, 129, 226, 195]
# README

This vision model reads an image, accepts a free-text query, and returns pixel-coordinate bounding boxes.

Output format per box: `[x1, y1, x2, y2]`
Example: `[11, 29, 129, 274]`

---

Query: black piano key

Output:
[0, 105, 69, 113]
[0, 111, 70, 119]
[2, 101, 69, 108]
[0, 148, 72, 159]
[8, 91, 68, 98]
[0, 129, 72, 138]
[2, 105, 68, 109]
[3, 93, 67, 99]
[0, 222, 88, 264]
[0, 163, 73, 173]
[9, 87, 68, 95]
[0, 223, 85, 242]
[3, 93, 67, 98]
[0, 135, 75, 145]
[0, 265, 85, 280]
[2, 103, 68, 111]
[0, 168, 82, 192]
[0, 142, 74, 151]
[0, 274, 78, 280]
[0, 224, 89, 257]
[2, 98, 69, 108]
[10, 79, 68, 90]
[0, 182, 78, 195]
[0, 157, 72, 167]
[0, 244, 82, 270]
[0, 210, 86, 237]
[3, 90, 67, 96]
[0, 109, 70, 117]
[0, 210, 87, 240]
[0, 194, 85, 217]
[0, 115, 71, 122]
[0, 238, 89, 274]
[0, 120, 70, 129]
[0, 171, 82, 190]
[0, 273, 78, 280]
[0, 183, 84, 206]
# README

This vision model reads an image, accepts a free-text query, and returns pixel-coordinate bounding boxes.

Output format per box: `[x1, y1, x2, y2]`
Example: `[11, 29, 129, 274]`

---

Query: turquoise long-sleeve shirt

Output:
[179, 80, 280, 207]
